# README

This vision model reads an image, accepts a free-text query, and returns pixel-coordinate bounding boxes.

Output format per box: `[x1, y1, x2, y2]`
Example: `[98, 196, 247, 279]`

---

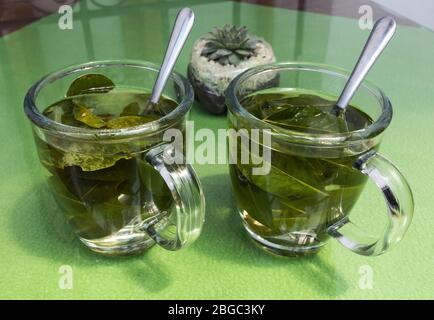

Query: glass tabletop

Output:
[0, 0, 432, 299]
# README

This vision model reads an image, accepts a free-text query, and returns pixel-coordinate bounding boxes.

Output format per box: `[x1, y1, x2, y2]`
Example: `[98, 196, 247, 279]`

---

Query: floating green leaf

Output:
[243, 93, 369, 134]
[105, 115, 158, 129]
[67, 74, 115, 97]
[73, 104, 106, 128]
[120, 102, 140, 116]
[155, 98, 178, 115]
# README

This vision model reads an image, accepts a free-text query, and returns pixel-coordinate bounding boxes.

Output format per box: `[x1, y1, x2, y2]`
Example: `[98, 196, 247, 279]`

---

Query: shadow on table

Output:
[193, 174, 348, 298]
[9, 183, 170, 293]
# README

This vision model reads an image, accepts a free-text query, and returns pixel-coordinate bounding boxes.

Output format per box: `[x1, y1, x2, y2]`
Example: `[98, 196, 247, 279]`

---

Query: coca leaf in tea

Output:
[230, 90, 374, 252]
[37, 74, 178, 241]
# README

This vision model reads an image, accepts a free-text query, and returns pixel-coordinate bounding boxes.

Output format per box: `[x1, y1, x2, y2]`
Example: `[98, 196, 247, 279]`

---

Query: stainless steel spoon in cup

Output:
[143, 7, 195, 114]
[331, 16, 397, 117]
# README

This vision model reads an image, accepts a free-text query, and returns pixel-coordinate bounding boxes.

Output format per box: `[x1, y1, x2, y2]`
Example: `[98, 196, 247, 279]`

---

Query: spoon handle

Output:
[335, 16, 396, 110]
[149, 8, 195, 104]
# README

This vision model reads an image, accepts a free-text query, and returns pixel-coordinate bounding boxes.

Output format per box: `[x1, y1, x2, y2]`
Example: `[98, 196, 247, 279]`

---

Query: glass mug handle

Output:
[327, 150, 414, 256]
[139, 143, 205, 251]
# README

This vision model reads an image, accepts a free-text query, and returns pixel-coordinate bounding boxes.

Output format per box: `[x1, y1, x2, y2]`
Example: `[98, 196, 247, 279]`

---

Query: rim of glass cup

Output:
[24, 60, 194, 140]
[226, 62, 393, 146]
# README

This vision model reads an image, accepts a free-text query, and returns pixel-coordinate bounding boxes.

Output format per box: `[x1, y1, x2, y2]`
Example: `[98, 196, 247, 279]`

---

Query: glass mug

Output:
[24, 61, 205, 255]
[226, 62, 413, 257]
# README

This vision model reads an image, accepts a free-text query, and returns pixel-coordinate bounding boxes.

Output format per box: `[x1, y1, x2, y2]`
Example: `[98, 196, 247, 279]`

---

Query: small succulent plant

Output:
[189, 24, 276, 114]
[201, 25, 258, 66]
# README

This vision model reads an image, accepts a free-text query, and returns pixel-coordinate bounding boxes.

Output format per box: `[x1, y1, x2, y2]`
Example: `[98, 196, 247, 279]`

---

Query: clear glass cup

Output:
[24, 60, 205, 255]
[226, 62, 413, 257]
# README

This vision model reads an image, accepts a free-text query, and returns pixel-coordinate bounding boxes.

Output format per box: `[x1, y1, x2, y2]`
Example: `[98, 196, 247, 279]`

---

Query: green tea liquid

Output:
[230, 89, 374, 255]
[38, 90, 177, 241]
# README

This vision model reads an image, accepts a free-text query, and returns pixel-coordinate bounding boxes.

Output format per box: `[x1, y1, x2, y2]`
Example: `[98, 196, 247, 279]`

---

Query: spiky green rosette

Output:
[201, 25, 257, 66]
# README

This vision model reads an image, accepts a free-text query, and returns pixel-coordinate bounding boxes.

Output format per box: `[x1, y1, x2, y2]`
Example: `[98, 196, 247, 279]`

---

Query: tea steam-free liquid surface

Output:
[230, 89, 375, 256]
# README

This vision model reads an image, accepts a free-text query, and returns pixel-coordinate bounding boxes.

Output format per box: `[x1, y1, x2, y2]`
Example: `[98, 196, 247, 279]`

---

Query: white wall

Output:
[373, 0, 434, 31]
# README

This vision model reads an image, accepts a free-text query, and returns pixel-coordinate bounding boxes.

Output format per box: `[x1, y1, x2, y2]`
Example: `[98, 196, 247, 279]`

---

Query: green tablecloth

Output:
[0, 1, 432, 299]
